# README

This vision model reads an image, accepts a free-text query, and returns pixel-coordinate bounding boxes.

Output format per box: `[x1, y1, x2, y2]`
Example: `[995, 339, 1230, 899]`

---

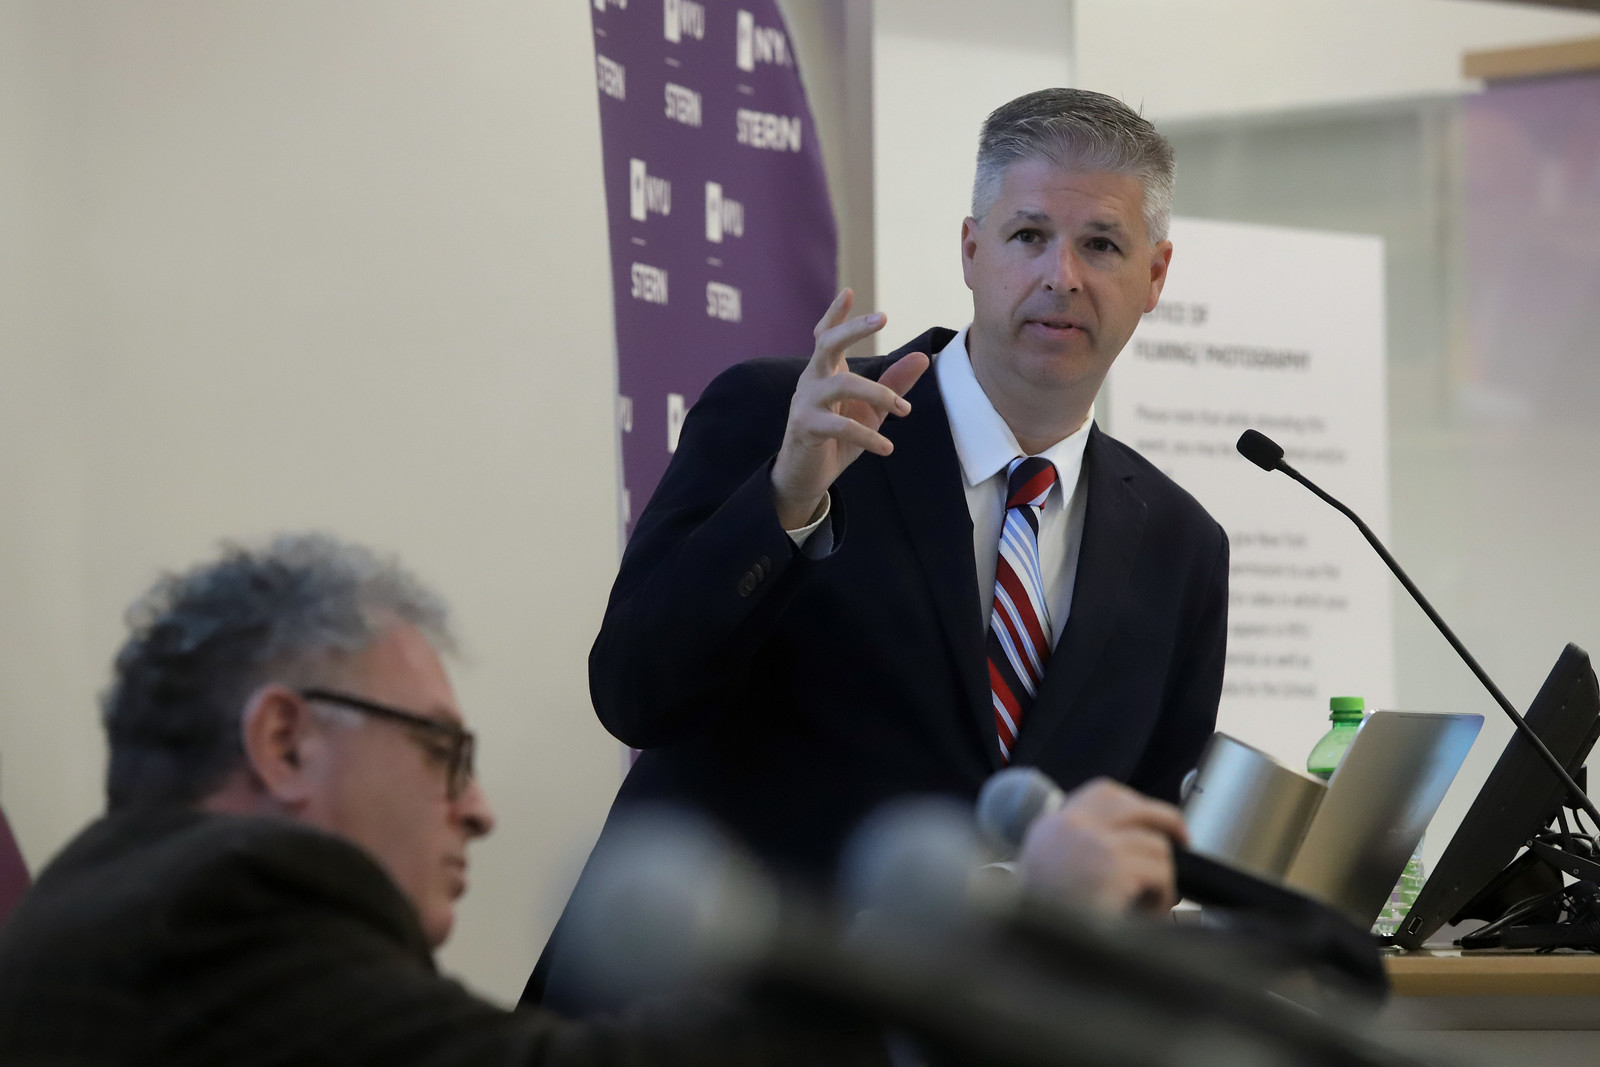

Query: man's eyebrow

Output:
[1084, 219, 1129, 235]
[1003, 210, 1053, 227]
[1002, 212, 1130, 235]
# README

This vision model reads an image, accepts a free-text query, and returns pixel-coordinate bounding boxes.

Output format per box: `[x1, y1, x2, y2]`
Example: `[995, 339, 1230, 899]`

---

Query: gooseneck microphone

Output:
[1235, 428, 1600, 829]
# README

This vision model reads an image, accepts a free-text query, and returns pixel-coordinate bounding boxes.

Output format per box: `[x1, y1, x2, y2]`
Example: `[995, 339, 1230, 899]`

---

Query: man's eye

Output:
[1012, 229, 1042, 244]
[1086, 236, 1121, 254]
[418, 739, 454, 765]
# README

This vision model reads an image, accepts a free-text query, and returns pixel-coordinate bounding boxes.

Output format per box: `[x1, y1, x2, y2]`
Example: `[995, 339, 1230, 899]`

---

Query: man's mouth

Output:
[1025, 317, 1085, 335]
[445, 857, 468, 897]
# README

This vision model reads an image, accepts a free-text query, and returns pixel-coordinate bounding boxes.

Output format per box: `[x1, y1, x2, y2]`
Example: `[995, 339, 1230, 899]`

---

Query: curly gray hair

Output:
[102, 532, 453, 810]
[971, 88, 1174, 243]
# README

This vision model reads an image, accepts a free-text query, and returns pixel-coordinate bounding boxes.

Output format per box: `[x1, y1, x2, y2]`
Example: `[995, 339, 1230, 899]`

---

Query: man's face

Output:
[961, 158, 1172, 403]
[300, 623, 494, 947]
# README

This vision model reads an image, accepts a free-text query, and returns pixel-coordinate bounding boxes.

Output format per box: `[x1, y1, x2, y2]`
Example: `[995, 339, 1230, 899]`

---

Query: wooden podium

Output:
[1387, 948, 1600, 999]
[1378, 948, 1600, 1059]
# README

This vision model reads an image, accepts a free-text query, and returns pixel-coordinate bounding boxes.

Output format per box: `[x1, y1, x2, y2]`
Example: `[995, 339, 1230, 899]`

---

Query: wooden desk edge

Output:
[1386, 950, 1600, 997]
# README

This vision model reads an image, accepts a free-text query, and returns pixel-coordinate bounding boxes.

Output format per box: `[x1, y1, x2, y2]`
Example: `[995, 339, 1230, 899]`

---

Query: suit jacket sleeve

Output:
[589, 358, 824, 749]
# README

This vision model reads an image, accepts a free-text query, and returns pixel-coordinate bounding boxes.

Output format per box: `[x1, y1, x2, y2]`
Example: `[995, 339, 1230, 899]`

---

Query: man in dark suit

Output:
[532, 88, 1225, 1008]
[0, 534, 883, 1065]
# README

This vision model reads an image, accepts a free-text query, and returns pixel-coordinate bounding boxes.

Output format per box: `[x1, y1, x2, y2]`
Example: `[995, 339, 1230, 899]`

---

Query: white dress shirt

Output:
[936, 326, 1091, 648]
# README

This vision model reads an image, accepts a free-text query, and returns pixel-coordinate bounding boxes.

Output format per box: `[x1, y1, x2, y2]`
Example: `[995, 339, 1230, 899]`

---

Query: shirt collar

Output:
[935, 325, 1094, 496]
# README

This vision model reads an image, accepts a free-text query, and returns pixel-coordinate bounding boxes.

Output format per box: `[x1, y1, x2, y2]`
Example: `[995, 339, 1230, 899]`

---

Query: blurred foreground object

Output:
[569, 803, 1446, 1067]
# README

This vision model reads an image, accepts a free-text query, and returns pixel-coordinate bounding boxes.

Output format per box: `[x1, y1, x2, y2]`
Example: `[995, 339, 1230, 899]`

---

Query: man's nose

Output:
[455, 777, 496, 838]
[1043, 242, 1082, 293]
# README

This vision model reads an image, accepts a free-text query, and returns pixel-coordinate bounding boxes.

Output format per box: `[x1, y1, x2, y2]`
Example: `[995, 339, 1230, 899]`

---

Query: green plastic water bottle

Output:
[1306, 696, 1366, 781]
[1305, 696, 1425, 935]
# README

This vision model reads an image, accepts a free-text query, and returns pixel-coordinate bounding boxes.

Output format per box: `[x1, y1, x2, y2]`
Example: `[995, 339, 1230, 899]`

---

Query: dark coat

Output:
[0, 807, 882, 1066]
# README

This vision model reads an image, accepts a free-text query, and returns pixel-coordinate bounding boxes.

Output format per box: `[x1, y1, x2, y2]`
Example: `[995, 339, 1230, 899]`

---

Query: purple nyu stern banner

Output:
[589, 0, 838, 535]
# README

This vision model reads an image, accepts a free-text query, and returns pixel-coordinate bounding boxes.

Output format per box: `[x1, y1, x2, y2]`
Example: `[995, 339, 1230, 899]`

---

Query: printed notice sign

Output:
[1105, 217, 1393, 767]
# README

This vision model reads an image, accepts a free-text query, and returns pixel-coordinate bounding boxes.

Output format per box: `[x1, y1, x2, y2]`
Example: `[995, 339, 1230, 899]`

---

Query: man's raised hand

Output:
[771, 289, 930, 531]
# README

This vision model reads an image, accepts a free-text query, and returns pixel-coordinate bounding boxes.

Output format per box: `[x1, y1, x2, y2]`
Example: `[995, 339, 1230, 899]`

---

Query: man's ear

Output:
[960, 216, 980, 292]
[1144, 240, 1174, 313]
[239, 685, 319, 809]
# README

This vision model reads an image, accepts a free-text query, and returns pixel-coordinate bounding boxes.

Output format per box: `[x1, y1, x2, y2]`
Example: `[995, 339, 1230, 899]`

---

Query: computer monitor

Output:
[1393, 643, 1600, 950]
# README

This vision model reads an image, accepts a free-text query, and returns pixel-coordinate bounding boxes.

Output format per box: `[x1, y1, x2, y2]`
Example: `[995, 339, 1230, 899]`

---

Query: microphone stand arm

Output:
[1277, 460, 1600, 831]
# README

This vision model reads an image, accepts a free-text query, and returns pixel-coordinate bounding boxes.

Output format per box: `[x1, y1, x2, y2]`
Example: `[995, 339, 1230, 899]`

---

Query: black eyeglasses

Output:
[299, 688, 477, 800]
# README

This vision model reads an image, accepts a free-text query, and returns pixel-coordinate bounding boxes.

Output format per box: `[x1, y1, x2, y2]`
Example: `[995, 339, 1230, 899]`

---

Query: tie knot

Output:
[1005, 456, 1057, 510]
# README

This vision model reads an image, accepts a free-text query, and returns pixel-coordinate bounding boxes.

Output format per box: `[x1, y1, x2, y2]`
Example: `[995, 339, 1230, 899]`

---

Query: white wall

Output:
[0, 0, 624, 1004]
[1076, 0, 1600, 122]
[780, 0, 876, 313]
[872, 0, 1075, 349]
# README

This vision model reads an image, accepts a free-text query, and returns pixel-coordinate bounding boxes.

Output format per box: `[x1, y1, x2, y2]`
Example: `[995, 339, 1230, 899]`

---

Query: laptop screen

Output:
[1284, 711, 1481, 926]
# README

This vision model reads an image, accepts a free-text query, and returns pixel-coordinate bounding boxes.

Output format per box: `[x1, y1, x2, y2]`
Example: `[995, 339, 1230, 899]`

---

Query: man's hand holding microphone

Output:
[981, 768, 1188, 917]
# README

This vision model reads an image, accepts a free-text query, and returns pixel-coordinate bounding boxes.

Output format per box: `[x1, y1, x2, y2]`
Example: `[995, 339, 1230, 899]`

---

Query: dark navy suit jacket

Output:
[528, 328, 1228, 1010]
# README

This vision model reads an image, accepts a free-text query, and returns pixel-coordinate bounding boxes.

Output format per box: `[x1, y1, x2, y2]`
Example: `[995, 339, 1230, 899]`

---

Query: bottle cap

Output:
[1329, 695, 1365, 722]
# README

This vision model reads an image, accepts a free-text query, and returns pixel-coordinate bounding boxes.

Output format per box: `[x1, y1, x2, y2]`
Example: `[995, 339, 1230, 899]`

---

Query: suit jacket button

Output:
[738, 572, 757, 597]
[758, 555, 772, 576]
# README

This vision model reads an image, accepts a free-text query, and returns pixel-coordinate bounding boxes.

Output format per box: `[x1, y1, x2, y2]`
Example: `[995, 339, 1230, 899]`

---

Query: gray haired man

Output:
[0, 534, 885, 1065]
[542, 88, 1226, 1009]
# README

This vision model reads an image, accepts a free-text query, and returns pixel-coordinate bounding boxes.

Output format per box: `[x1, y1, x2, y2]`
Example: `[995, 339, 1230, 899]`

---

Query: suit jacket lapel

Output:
[1010, 426, 1148, 766]
[874, 335, 995, 766]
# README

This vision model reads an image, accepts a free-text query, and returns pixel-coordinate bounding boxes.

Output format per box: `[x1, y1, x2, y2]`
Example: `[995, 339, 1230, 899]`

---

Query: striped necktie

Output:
[988, 456, 1058, 763]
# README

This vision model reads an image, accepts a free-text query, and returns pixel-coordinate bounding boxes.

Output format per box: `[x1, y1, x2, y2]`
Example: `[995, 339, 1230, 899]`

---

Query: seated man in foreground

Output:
[0, 534, 886, 1065]
[0, 533, 1187, 1065]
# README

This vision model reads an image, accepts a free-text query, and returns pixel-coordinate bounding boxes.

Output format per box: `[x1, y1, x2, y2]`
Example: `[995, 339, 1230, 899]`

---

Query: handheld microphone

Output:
[1235, 429, 1600, 828]
[975, 766, 1066, 852]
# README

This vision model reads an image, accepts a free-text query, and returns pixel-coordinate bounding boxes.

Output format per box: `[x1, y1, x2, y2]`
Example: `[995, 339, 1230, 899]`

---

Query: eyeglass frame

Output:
[299, 688, 477, 800]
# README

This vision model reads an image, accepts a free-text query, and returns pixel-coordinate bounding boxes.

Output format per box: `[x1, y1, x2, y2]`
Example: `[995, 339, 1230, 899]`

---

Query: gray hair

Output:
[102, 532, 453, 810]
[971, 88, 1174, 243]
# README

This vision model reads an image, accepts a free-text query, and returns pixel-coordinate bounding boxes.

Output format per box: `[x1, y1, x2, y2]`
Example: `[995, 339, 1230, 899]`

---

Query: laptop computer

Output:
[1284, 711, 1482, 927]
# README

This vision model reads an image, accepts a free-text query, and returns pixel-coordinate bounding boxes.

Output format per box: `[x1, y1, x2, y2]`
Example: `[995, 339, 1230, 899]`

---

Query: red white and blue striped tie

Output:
[988, 456, 1057, 763]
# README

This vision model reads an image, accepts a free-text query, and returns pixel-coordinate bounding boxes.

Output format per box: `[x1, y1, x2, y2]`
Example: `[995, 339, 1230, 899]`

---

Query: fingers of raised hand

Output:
[794, 410, 893, 457]
[813, 288, 853, 339]
[808, 372, 910, 419]
[808, 310, 887, 376]
[879, 350, 930, 397]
